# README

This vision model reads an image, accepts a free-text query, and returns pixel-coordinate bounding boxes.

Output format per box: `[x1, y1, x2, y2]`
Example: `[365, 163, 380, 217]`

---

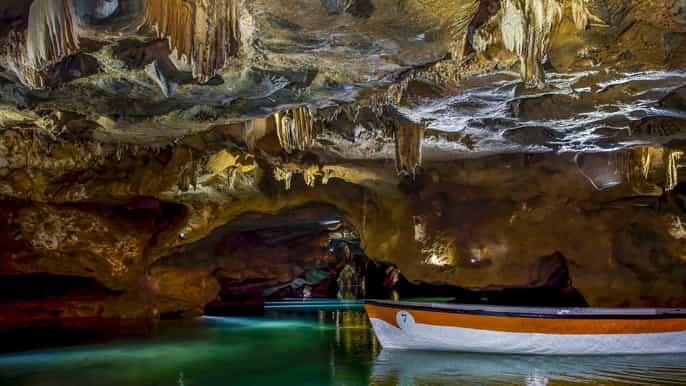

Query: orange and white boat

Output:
[365, 300, 686, 355]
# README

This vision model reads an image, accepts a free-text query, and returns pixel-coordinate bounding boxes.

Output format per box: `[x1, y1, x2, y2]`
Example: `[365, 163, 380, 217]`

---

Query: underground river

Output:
[2, 302, 686, 386]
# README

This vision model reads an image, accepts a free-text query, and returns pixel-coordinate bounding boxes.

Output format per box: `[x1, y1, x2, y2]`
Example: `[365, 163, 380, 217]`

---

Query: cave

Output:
[1, 0, 686, 384]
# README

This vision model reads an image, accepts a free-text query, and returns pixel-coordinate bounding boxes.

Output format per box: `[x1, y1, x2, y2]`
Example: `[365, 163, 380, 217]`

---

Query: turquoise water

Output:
[2, 304, 686, 385]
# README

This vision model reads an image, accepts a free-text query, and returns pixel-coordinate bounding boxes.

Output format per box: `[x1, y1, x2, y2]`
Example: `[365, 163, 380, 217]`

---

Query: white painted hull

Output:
[366, 301, 686, 355]
[369, 317, 686, 355]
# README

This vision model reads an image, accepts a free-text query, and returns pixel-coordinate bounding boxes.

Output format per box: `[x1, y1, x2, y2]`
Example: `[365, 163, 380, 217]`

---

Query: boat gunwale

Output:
[365, 300, 686, 320]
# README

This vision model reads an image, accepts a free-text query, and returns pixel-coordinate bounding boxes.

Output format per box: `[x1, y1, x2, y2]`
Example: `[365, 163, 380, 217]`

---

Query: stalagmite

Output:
[665, 149, 683, 191]
[274, 107, 316, 154]
[143, 0, 241, 82]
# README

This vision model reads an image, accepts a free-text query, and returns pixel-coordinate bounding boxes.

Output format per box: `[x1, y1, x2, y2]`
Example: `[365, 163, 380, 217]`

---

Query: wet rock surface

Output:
[0, 0, 685, 328]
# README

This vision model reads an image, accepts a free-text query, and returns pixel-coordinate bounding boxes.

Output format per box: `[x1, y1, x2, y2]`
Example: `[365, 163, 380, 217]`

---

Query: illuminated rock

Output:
[0, 0, 685, 328]
[274, 107, 315, 154]
[143, 0, 241, 82]
[26, 0, 80, 70]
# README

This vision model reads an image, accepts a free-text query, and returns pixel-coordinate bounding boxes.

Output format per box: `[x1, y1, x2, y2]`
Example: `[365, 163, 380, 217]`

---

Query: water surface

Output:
[2, 304, 686, 385]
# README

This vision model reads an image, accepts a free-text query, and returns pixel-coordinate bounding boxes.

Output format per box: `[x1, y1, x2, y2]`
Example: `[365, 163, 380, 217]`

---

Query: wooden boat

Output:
[365, 300, 686, 355]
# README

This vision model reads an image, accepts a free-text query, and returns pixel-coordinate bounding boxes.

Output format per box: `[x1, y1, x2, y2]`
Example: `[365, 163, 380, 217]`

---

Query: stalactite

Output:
[179, 168, 190, 191]
[482, 0, 597, 87]
[303, 166, 319, 188]
[143, 0, 241, 82]
[274, 107, 315, 154]
[569, 0, 589, 30]
[321, 168, 333, 185]
[449, 0, 481, 60]
[394, 119, 424, 178]
[568, 0, 603, 30]
[1, 0, 80, 89]
[26, 0, 80, 70]
[641, 147, 652, 180]
[190, 159, 199, 190]
[15, 65, 46, 90]
[227, 166, 239, 190]
[273, 166, 293, 190]
[501, 0, 563, 87]
[1, 31, 46, 89]
[473, 9, 502, 53]
[665, 149, 683, 191]
[144, 0, 193, 63]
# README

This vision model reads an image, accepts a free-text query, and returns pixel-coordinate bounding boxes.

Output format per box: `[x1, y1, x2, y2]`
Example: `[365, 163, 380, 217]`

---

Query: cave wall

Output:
[3, 134, 686, 325]
[0, 0, 685, 326]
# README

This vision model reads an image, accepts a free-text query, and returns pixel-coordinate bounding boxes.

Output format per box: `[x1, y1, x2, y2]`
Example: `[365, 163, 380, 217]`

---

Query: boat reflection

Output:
[369, 349, 686, 385]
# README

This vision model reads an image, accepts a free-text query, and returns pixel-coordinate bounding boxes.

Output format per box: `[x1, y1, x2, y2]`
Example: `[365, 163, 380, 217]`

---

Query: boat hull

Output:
[365, 301, 686, 355]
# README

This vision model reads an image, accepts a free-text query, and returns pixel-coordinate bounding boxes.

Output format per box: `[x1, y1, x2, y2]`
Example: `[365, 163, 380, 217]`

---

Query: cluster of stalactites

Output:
[27, 0, 81, 69]
[665, 149, 683, 192]
[1, 0, 81, 89]
[449, 0, 481, 60]
[638, 147, 683, 192]
[568, 0, 595, 30]
[1, 31, 45, 89]
[274, 107, 316, 154]
[143, 0, 241, 82]
[483, 0, 594, 87]
[327, 103, 425, 178]
[500, 0, 563, 87]
[273, 164, 330, 191]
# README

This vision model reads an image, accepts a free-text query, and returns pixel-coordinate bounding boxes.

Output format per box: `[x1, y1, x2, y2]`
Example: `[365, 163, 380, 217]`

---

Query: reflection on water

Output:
[1, 308, 686, 385]
[371, 350, 686, 386]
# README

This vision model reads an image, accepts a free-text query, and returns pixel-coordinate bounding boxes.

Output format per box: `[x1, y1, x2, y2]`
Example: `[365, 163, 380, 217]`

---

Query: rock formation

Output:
[143, 0, 241, 82]
[26, 0, 80, 70]
[393, 115, 424, 178]
[274, 107, 316, 154]
[0, 0, 684, 329]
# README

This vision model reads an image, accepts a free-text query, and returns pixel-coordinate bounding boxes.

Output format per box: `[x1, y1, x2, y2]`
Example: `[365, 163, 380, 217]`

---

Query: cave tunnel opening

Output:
[191, 202, 404, 316]
[191, 198, 591, 318]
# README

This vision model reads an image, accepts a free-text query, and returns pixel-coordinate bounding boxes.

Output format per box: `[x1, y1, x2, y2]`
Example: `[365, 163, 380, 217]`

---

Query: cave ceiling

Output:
[0, 0, 682, 154]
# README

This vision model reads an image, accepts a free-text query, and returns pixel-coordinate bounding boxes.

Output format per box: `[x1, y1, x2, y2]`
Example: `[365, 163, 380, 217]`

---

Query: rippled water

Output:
[2, 305, 686, 385]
